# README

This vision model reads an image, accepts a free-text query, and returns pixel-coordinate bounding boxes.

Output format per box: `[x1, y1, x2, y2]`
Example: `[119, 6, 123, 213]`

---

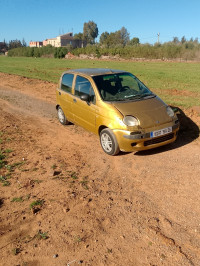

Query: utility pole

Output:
[157, 33, 160, 44]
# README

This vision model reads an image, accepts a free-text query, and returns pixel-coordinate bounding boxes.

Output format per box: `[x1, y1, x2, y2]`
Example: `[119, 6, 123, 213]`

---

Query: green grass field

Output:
[0, 56, 200, 108]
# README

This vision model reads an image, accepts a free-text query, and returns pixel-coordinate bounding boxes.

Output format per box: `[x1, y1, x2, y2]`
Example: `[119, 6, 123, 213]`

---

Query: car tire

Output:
[57, 106, 69, 125]
[100, 128, 120, 156]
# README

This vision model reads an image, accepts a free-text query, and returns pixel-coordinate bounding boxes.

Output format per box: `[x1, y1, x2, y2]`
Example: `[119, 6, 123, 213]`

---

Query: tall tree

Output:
[83, 21, 98, 44]
[99, 27, 130, 47]
[8, 39, 22, 49]
[129, 37, 140, 46]
[73, 32, 83, 40]
[22, 38, 27, 47]
[0, 40, 8, 53]
[181, 36, 186, 44]
[172, 37, 179, 44]
[120, 27, 130, 46]
[99, 31, 110, 46]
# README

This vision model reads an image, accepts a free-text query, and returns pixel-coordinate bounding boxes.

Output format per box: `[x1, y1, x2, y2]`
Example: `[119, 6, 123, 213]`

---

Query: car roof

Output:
[63, 68, 127, 77]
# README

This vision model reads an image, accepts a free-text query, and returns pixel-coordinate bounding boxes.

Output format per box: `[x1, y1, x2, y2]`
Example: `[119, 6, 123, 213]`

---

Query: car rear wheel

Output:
[57, 106, 69, 125]
[100, 128, 120, 156]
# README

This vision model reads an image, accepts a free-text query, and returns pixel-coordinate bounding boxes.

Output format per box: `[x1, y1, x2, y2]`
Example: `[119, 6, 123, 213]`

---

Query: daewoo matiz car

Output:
[56, 68, 179, 155]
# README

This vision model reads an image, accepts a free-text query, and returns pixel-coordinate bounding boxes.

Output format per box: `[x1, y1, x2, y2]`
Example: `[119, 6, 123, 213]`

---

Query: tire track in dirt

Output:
[0, 87, 56, 119]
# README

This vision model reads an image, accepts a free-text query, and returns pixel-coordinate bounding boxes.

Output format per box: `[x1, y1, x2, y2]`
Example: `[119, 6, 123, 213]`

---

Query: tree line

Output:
[2, 20, 200, 60]
[7, 45, 69, 59]
[0, 38, 27, 53]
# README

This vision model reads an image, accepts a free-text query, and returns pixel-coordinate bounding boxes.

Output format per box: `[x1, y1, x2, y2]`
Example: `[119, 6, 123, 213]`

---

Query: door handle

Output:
[73, 98, 77, 103]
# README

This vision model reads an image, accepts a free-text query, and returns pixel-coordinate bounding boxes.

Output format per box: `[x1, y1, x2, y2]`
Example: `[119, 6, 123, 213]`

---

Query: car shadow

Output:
[134, 106, 200, 156]
[0, 198, 3, 208]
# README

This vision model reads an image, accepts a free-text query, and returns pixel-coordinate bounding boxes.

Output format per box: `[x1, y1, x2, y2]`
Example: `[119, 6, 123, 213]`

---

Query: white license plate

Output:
[150, 127, 172, 138]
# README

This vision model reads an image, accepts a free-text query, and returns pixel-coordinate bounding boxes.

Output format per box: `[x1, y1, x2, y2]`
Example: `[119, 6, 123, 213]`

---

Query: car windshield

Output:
[93, 72, 155, 102]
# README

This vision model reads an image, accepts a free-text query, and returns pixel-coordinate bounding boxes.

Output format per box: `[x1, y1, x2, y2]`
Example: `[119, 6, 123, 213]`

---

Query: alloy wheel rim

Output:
[58, 109, 64, 123]
[101, 133, 113, 152]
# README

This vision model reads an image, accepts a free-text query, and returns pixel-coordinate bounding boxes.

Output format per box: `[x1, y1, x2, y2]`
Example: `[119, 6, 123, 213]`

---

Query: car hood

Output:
[113, 97, 172, 128]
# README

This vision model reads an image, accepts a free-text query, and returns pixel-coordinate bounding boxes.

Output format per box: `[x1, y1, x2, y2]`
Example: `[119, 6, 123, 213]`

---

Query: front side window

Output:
[61, 73, 74, 93]
[75, 76, 95, 103]
[93, 73, 154, 102]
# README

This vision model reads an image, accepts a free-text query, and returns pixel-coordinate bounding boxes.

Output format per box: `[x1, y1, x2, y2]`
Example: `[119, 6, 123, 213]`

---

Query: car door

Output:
[72, 75, 96, 133]
[57, 73, 74, 122]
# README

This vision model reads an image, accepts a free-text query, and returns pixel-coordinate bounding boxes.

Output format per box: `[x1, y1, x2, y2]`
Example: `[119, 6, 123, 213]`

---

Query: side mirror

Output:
[80, 94, 90, 102]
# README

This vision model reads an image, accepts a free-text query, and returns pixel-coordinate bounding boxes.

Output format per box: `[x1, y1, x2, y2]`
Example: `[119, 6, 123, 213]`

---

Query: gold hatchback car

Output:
[56, 68, 179, 155]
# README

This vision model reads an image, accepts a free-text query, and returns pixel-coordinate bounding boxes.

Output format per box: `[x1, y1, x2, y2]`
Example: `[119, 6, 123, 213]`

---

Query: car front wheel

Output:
[100, 128, 120, 156]
[57, 106, 69, 125]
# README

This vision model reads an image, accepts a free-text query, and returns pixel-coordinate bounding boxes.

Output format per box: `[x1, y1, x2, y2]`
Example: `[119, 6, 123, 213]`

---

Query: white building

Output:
[43, 33, 85, 48]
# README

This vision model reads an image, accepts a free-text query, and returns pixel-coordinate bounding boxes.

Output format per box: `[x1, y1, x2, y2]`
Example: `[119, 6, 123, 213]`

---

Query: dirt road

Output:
[0, 73, 200, 266]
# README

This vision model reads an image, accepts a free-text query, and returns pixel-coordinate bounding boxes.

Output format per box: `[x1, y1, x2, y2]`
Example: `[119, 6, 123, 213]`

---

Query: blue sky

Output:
[0, 0, 200, 45]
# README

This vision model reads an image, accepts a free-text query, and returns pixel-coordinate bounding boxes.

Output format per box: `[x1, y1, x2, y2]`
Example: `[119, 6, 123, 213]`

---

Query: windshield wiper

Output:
[106, 93, 156, 102]
[125, 93, 156, 100]
[124, 94, 144, 100]
[124, 94, 137, 99]
[142, 93, 156, 99]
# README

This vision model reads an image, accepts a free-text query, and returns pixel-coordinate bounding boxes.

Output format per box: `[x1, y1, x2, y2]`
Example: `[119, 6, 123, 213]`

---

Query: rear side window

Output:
[75, 76, 96, 103]
[61, 73, 74, 93]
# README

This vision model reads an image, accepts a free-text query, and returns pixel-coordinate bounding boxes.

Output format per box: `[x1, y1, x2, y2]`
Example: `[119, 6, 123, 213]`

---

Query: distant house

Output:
[29, 41, 43, 47]
[43, 32, 86, 48]
[29, 33, 85, 48]
[42, 40, 48, 46]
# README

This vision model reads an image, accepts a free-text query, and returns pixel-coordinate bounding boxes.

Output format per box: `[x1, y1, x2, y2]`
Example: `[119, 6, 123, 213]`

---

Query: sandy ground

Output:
[0, 72, 200, 266]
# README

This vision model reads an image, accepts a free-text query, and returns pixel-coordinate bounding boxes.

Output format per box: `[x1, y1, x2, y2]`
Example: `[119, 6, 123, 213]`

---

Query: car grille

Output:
[144, 133, 174, 146]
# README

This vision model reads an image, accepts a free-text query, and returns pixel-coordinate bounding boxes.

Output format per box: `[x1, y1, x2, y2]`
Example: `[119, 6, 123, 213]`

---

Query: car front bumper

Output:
[113, 121, 180, 152]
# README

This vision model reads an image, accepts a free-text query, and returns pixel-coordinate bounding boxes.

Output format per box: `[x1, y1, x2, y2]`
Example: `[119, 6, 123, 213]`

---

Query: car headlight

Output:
[166, 106, 174, 117]
[123, 116, 139, 126]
